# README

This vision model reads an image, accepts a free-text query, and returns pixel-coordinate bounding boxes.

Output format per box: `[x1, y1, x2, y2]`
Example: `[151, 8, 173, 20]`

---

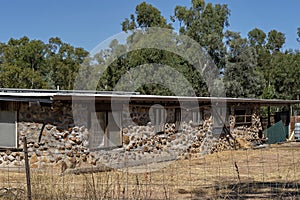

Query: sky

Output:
[0, 0, 299, 52]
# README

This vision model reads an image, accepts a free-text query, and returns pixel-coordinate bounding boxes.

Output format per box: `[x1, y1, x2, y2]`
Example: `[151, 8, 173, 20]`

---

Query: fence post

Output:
[23, 137, 32, 200]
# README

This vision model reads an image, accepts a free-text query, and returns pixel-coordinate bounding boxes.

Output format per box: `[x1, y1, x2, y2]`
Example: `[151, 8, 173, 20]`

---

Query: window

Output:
[235, 109, 252, 126]
[192, 111, 201, 123]
[149, 105, 167, 132]
[0, 111, 17, 148]
[90, 111, 121, 149]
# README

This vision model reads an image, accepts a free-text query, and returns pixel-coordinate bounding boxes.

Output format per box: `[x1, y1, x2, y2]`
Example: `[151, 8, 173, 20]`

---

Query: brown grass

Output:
[0, 142, 300, 199]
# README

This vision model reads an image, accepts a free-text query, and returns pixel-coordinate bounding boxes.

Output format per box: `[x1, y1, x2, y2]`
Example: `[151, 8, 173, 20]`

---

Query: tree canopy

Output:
[1, 0, 300, 100]
[0, 36, 88, 90]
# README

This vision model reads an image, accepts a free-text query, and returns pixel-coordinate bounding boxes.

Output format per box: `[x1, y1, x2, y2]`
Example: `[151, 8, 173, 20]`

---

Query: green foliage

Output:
[266, 30, 286, 53]
[0, 36, 88, 90]
[1, 0, 300, 100]
[248, 28, 266, 47]
[224, 31, 265, 98]
[95, 43, 208, 96]
[117, 2, 209, 96]
[269, 51, 300, 99]
[262, 85, 277, 99]
[173, 0, 230, 69]
[0, 37, 48, 88]
[46, 37, 89, 90]
[122, 2, 173, 31]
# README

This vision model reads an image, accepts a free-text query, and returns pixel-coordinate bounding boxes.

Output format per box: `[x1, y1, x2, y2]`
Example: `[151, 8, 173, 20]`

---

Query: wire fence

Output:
[0, 142, 300, 200]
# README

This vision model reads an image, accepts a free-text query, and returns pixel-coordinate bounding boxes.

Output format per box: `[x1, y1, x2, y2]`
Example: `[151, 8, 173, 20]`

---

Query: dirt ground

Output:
[171, 142, 300, 199]
[0, 142, 300, 199]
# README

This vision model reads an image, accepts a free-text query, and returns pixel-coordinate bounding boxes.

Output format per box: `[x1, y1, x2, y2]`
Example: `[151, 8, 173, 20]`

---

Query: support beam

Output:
[267, 106, 271, 128]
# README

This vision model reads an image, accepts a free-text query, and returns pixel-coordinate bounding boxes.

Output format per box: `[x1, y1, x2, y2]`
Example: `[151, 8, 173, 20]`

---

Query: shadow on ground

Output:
[180, 181, 300, 199]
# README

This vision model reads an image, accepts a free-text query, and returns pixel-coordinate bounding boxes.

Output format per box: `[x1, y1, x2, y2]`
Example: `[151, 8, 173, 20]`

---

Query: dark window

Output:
[235, 109, 252, 125]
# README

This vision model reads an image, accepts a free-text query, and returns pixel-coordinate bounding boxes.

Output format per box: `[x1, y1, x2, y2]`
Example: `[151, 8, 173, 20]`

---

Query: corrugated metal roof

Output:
[65, 93, 300, 105]
[0, 88, 300, 105]
[0, 92, 53, 103]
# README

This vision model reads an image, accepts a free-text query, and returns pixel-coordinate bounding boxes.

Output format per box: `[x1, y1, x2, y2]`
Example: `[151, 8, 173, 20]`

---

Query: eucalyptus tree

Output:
[46, 37, 89, 90]
[173, 0, 230, 70]
[266, 30, 286, 53]
[0, 36, 88, 90]
[0, 36, 48, 88]
[270, 51, 300, 99]
[224, 30, 265, 98]
[122, 2, 173, 31]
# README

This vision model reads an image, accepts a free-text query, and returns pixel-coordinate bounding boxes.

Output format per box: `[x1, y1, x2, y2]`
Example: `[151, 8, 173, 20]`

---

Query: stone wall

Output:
[121, 113, 263, 159]
[0, 101, 96, 169]
[122, 105, 176, 127]
[0, 100, 264, 171]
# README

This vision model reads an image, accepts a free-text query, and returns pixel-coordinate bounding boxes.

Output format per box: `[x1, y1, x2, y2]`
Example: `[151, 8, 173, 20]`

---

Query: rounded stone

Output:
[30, 154, 38, 164]
[65, 143, 72, 150]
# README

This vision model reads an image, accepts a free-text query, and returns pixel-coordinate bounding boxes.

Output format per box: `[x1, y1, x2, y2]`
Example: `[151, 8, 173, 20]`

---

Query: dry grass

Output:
[0, 142, 300, 199]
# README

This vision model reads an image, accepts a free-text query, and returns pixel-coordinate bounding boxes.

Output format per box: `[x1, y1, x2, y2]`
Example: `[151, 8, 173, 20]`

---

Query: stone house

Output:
[0, 88, 299, 168]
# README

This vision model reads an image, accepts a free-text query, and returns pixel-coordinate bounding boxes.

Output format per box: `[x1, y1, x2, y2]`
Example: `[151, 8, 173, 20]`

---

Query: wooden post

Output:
[267, 106, 271, 128]
[289, 104, 292, 138]
[23, 137, 32, 200]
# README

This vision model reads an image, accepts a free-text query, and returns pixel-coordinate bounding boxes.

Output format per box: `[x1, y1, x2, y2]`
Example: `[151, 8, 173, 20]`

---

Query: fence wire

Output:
[0, 142, 300, 200]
